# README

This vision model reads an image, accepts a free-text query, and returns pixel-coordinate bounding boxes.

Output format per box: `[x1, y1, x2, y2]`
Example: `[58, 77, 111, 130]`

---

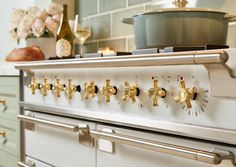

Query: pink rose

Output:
[17, 15, 34, 39]
[18, 15, 34, 31]
[46, 2, 63, 16]
[32, 18, 46, 37]
[27, 7, 40, 18]
[36, 10, 48, 21]
[10, 9, 26, 29]
[52, 14, 61, 23]
[17, 28, 30, 39]
[45, 16, 59, 36]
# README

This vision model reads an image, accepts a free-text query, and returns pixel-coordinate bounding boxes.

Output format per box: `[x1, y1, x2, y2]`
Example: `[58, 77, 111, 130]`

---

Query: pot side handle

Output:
[224, 13, 236, 22]
[122, 17, 134, 25]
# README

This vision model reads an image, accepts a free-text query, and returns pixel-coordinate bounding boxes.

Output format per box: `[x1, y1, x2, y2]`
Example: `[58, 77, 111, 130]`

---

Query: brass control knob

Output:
[28, 78, 39, 94]
[122, 81, 140, 103]
[83, 81, 98, 100]
[0, 98, 7, 111]
[0, 98, 6, 106]
[52, 79, 64, 98]
[39, 79, 51, 96]
[101, 80, 117, 102]
[65, 79, 80, 100]
[174, 80, 197, 109]
[146, 80, 166, 106]
[0, 130, 6, 138]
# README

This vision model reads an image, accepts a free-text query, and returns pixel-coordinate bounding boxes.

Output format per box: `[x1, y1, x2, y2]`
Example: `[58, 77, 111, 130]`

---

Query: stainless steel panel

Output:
[24, 111, 96, 167]
[96, 124, 236, 167]
[91, 129, 235, 165]
[15, 50, 226, 70]
[21, 102, 236, 145]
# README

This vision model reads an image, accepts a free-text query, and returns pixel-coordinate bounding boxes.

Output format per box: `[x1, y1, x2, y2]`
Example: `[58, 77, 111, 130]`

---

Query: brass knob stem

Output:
[28, 78, 39, 94]
[53, 79, 64, 98]
[122, 81, 140, 103]
[146, 80, 166, 107]
[65, 79, 77, 99]
[39, 79, 50, 96]
[83, 81, 98, 100]
[101, 80, 117, 102]
[0, 130, 6, 137]
[174, 80, 197, 109]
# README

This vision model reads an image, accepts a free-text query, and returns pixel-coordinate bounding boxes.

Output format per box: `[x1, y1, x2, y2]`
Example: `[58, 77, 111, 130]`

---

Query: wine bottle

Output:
[56, 4, 74, 59]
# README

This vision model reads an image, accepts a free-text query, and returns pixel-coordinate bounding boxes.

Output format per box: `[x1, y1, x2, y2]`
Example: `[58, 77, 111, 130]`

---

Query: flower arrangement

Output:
[9, 3, 63, 42]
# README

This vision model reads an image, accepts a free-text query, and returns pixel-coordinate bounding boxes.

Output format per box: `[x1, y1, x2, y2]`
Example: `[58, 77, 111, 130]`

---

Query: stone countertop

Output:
[0, 62, 19, 76]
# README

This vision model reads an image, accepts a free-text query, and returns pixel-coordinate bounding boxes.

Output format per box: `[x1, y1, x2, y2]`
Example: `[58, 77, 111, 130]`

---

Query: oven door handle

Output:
[17, 115, 82, 132]
[18, 161, 35, 167]
[90, 129, 235, 165]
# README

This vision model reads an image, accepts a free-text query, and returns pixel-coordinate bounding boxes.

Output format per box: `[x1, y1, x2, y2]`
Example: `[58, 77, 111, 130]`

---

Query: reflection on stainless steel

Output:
[90, 130, 234, 165]
[18, 161, 35, 167]
[18, 114, 94, 146]
[15, 50, 227, 70]
[21, 102, 236, 146]
[17, 115, 80, 132]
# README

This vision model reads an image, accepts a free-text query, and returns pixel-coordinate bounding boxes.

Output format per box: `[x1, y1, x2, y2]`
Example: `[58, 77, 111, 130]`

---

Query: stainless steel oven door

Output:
[20, 111, 95, 167]
[94, 124, 236, 167]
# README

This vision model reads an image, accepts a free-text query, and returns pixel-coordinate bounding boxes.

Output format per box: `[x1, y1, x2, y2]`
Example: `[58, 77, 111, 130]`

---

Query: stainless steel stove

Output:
[16, 49, 236, 167]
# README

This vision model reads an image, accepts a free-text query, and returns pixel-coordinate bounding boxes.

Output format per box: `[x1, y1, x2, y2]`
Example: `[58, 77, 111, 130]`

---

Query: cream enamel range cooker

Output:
[15, 49, 236, 167]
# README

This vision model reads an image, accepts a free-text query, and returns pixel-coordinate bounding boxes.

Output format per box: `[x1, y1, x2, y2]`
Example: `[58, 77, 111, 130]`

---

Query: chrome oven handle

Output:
[18, 115, 81, 132]
[18, 161, 35, 167]
[90, 130, 235, 165]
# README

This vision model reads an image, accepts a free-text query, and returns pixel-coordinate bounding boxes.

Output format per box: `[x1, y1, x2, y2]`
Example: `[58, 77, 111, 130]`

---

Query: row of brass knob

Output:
[29, 78, 197, 108]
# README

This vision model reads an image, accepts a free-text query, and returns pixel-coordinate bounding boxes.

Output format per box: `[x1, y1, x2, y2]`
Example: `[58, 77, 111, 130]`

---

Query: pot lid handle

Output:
[172, 0, 188, 8]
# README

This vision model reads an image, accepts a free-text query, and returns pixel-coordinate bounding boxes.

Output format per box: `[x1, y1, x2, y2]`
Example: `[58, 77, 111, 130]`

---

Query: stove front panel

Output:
[24, 64, 236, 131]
[96, 124, 236, 167]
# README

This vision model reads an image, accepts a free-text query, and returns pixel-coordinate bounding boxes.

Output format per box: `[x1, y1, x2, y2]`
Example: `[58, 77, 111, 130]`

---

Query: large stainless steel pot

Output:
[122, 0, 236, 49]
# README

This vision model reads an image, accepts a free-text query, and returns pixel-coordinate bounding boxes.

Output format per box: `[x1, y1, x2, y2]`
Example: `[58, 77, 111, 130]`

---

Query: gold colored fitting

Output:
[174, 80, 197, 109]
[146, 80, 166, 107]
[28, 77, 38, 94]
[40, 79, 50, 96]
[53, 79, 64, 98]
[0, 98, 6, 106]
[172, 0, 188, 8]
[101, 80, 117, 102]
[65, 79, 77, 100]
[83, 81, 98, 100]
[0, 130, 6, 138]
[122, 81, 139, 103]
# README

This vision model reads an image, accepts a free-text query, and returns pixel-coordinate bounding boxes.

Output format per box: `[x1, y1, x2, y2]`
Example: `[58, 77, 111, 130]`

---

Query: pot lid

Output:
[135, 0, 226, 17]
[142, 7, 226, 15]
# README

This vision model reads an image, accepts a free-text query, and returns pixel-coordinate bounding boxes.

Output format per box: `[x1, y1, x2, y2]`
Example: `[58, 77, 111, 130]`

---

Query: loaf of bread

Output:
[5, 46, 45, 62]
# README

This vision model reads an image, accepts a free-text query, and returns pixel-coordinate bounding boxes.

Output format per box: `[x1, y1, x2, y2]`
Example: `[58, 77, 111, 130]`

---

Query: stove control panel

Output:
[27, 77, 198, 109]
[23, 64, 236, 131]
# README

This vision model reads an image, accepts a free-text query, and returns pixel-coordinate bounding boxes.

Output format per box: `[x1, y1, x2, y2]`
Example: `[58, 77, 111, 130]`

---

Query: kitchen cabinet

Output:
[0, 64, 20, 167]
